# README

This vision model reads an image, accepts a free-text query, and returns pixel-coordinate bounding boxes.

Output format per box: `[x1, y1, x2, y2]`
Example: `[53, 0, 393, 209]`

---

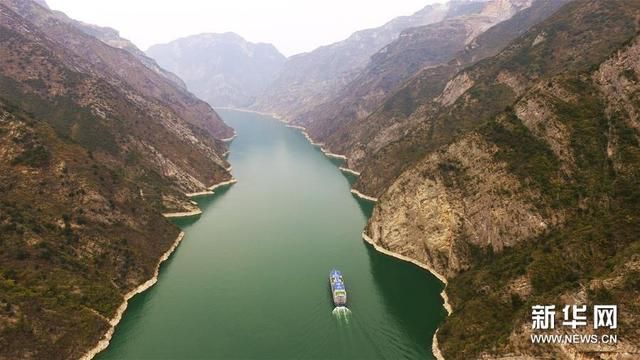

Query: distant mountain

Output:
[251, 0, 491, 121]
[147, 33, 286, 108]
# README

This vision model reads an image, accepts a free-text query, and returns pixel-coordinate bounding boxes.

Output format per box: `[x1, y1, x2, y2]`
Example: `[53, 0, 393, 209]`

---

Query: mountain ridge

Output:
[147, 32, 286, 108]
[293, 0, 548, 145]
[0, 1, 234, 357]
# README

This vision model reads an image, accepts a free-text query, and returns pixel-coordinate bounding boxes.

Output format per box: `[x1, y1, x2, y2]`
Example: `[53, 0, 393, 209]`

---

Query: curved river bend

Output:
[98, 110, 447, 359]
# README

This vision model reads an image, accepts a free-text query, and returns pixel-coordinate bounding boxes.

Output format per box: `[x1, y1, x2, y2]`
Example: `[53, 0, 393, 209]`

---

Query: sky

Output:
[45, 0, 440, 57]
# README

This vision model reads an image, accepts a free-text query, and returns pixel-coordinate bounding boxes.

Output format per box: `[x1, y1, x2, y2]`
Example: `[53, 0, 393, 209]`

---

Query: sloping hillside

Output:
[2, 0, 233, 141]
[0, 1, 233, 358]
[357, 1, 640, 358]
[298, 0, 568, 145]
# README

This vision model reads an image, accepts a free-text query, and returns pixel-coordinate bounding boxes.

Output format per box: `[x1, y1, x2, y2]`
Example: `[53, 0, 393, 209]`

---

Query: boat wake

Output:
[332, 306, 351, 323]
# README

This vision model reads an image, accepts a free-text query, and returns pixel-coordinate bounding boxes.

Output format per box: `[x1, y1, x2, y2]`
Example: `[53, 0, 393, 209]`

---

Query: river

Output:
[98, 109, 447, 359]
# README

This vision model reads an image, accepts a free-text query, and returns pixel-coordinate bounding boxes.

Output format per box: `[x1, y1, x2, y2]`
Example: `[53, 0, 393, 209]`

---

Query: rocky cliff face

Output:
[357, 1, 640, 358]
[0, 1, 233, 358]
[147, 33, 286, 108]
[64, 19, 188, 90]
[30, 0, 186, 89]
[251, 1, 465, 120]
[313, 0, 570, 183]
[295, 0, 545, 144]
[2, 0, 233, 141]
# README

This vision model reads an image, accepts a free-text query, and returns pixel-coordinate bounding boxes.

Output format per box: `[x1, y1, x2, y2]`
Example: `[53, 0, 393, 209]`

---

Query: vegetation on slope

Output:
[355, 1, 640, 358]
[0, 2, 233, 357]
[440, 73, 640, 358]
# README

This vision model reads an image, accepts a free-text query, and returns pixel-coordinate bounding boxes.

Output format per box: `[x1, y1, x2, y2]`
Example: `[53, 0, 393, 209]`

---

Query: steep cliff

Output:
[2, 0, 233, 141]
[317, 0, 571, 183]
[62, 18, 188, 90]
[147, 33, 286, 108]
[296, 0, 544, 142]
[359, 1, 640, 358]
[0, 1, 233, 358]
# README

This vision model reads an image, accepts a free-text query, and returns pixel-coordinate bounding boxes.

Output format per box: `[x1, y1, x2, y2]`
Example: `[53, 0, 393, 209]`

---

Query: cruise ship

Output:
[329, 269, 347, 307]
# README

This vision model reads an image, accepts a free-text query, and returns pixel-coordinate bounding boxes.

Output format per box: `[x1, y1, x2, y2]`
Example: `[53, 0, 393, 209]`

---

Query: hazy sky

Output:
[45, 0, 439, 56]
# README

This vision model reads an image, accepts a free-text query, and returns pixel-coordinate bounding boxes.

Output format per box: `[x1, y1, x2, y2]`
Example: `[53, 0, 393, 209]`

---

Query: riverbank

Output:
[350, 189, 378, 203]
[361, 232, 451, 360]
[339, 167, 361, 176]
[220, 133, 237, 143]
[186, 191, 214, 198]
[432, 330, 445, 360]
[208, 178, 238, 192]
[80, 231, 187, 360]
[185, 178, 239, 199]
[162, 209, 203, 218]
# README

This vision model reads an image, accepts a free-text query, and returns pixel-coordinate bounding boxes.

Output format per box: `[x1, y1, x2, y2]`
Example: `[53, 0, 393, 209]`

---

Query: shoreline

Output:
[186, 178, 238, 199]
[302, 131, 324, 147]
[350, 189, 379, 203]
[186, 191, 214, 198]
[80, 231, 186, 360]
[339, 167, 361, 176]
[220, 133, 237, 143]
[208, 178, 238, 192]
[361, 232, 452, 360]
[320, 148, 347, 160]
[432, 330, 445, 360]
[82, 176, 238, 358]
[162, 209, 202, 218]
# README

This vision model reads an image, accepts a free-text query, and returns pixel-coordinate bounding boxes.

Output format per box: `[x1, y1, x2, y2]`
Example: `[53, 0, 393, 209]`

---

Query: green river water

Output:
[98, 109, 447, 360]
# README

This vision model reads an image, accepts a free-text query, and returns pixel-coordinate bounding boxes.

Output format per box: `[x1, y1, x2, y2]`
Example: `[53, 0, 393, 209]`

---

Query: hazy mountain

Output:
[0, 0, 232, 357]
[251, 1, 470, 120]
[147, 33, 286, 108]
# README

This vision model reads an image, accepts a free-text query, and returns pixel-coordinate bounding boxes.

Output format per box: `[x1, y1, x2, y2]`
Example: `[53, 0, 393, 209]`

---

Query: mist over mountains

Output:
[147, 33, 285, 108]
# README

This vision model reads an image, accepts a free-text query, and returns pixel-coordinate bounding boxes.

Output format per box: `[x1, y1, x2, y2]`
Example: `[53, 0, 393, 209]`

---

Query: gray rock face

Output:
[147, 33, 286, 108]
